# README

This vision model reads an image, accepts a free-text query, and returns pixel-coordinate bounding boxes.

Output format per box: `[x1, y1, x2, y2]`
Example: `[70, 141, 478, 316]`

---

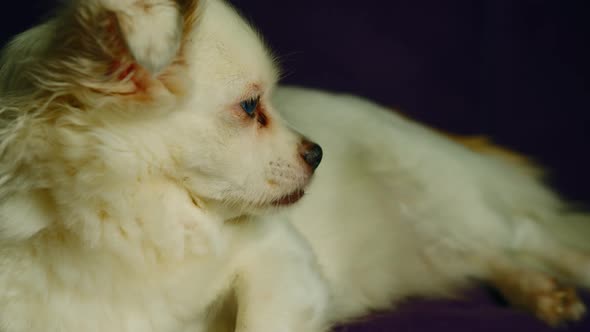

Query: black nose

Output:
[300, 142, 323, 170]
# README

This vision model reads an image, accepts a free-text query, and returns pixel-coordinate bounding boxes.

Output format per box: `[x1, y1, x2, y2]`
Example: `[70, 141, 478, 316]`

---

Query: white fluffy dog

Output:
[0, 1, 588, 331]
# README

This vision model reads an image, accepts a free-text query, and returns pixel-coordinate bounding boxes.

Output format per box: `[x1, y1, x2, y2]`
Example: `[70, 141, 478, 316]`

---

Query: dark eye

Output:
[240, 96, 259, 117]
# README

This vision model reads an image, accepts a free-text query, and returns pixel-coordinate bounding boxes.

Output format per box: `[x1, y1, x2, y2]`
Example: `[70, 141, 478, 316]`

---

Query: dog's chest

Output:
[0, 249, 232, 332]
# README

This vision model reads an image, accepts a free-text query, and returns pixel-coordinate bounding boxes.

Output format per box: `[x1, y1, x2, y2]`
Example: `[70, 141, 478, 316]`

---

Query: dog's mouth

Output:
[270, 189, 305, 206]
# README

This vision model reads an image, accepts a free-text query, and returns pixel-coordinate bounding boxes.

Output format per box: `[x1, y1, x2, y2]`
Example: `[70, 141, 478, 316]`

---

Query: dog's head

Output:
[174, 0, 323, 216]
[0, 0, 322, 225]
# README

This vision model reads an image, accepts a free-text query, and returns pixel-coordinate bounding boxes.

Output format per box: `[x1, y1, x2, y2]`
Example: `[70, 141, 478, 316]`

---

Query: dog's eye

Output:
[240, 96, 259, 117]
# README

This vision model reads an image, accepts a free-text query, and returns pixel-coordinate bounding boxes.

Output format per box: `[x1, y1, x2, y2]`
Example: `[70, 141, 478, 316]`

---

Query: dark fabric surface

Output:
[334, 289, 590, 332]
[1, 1, 589, 332]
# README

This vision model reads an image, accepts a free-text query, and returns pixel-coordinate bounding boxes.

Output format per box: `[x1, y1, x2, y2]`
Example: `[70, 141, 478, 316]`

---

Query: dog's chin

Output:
[269, 189, 305, 207]
[243, 188, 307, 216]
[195, 188, 307, 220]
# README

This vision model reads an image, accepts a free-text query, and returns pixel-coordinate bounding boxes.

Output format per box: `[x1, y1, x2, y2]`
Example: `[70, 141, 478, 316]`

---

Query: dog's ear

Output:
[99, 0, 200, 73]
[100, 0, 184, 74]
[23, 0, 200, 106]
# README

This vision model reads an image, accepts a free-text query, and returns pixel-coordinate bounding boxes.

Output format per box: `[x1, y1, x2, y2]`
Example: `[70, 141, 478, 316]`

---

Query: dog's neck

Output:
[0, 179, 227, 270]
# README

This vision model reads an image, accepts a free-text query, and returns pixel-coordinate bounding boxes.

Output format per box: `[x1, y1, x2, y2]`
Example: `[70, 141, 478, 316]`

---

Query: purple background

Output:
[1, 1, 589, 331]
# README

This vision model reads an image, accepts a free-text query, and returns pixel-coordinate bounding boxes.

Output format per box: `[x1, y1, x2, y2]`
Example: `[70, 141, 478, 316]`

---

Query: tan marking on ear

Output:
[179, 0, 200, 46]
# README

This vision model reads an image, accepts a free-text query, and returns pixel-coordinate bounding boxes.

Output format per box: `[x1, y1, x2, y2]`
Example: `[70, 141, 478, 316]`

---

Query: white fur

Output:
[0, 0, 588, 331]
[103, 0, 183, 73]
[275, 87, 590, 320]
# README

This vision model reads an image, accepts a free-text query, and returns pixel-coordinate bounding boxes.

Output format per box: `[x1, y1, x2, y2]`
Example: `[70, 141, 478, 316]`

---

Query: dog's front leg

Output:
[231, 221, 330, 332]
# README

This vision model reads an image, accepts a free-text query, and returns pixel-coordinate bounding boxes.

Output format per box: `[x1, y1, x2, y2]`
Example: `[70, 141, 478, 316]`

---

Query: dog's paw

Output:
[493, 269, 587, 327]
[101, 0, 183, 73]
[530, 279, 586, 326]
